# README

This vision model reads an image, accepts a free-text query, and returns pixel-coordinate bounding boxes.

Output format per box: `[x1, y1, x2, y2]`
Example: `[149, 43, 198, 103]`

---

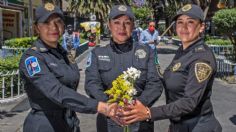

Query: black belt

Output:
[171, 113, 213, 124]
[31, 108, 64, 117]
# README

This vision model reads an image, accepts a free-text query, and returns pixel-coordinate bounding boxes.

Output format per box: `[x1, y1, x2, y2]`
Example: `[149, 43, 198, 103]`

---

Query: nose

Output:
[49, 21, 58, 30]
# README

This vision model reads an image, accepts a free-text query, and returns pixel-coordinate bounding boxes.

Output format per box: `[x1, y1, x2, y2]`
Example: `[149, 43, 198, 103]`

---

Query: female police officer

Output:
[120, 4, 222, 132]
[85, 4, 163, 132]
[19, 3, 117, 132]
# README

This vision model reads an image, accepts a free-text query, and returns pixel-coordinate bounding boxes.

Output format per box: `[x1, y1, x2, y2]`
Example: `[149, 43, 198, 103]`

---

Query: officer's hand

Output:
[119, 99, 150, 125]
[148, 40, 155, 44]
[97, 102, 117, 117]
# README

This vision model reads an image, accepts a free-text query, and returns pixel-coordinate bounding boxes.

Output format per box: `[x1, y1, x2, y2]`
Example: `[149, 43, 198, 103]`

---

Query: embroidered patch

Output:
[25, 56, 41, 76]
[172, 62, 181, 72]
[118, 5, 127, 11]
[135, 49, 146, 59]
[44, 3, 55, 11]
[86, 52, 92, 67]
[195, 62, 212, 83]
[182, 4, 192, 12]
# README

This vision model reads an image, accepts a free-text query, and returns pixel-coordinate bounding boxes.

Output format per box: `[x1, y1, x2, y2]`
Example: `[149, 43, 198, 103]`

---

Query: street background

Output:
[0, 41, 236, 132]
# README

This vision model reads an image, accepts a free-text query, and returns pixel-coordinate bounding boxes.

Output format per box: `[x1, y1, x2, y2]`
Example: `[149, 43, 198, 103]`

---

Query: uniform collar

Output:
[180, 38, 203, 53]
[33, 38, 66, 54]
[110, 38, 133, 54]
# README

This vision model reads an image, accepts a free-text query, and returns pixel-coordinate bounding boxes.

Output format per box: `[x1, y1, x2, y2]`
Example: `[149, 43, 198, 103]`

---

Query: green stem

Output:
[123, 125, 130, 132]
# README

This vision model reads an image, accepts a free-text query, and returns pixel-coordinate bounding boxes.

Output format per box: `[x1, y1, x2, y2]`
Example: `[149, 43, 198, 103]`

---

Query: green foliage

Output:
[0, 55, 22, 72]
[132, 7, 152, 22]
[213, 8, 236, 36]
[206, 39, 232, 45]
[4, 37, 37, 48]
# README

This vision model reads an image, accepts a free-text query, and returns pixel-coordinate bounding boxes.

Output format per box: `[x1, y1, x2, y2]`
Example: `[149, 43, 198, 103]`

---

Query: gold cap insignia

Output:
[118, 5, 127, 11]
[182, 4, 192, 12]
[195, 62, 212, 83]
[44, 3, 55, 11]
[172, 62, 181, 72]
[135, 49, 146, 59]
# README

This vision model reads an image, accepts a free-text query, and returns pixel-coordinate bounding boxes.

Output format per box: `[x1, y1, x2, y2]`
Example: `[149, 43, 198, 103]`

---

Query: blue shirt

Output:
[62, 32, 80, 51]
[139, 29, 159, 49]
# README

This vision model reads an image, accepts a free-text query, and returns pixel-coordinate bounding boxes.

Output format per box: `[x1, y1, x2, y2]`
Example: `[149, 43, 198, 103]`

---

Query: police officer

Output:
[19, 3, 117, 132]
[85, 4, 163, 132]
[121, 4, 222, 132]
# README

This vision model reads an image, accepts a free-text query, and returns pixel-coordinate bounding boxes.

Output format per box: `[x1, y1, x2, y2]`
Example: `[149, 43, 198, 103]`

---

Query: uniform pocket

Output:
[98, 61, 112, 71]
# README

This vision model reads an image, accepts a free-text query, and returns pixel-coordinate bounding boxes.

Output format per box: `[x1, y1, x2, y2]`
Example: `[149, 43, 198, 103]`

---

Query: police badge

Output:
[172, 62, 181, 72]
[118, 5, 127, 11]
[44, 3, 55, 11]
[181, 4, 192, 12]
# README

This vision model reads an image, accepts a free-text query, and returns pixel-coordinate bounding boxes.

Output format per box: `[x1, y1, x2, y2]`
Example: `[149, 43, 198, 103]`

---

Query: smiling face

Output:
[35, 14, 65, 48]
[176, 15, 205, 49]
[108, 15, 134, 44]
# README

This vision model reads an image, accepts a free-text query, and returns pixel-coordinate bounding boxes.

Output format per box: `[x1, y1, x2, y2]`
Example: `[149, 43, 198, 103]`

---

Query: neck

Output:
[182, 37, 200, 50]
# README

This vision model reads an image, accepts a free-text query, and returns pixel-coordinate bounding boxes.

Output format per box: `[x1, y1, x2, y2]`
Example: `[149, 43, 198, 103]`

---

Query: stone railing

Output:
[0, 70, 24, 100]
[215, 56, 236, 83]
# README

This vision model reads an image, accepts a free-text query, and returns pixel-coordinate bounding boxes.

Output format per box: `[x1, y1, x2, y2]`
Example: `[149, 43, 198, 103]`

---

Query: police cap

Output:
[109, 5, 135, 20]
[35, 3, 64, 23]
[172, 4, 204, 22]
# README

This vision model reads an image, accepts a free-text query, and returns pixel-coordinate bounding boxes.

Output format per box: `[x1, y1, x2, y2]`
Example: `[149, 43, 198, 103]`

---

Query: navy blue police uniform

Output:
[149, 4, 222, 132]
[19, 3, 99, 132]
[20, 39, 98, 132]
[85, 38, 163, 132]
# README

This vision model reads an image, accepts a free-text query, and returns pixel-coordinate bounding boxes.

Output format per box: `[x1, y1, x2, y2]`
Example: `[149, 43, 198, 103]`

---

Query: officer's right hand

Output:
[97, 102, 123, 126]
[97, 102, 117, 117]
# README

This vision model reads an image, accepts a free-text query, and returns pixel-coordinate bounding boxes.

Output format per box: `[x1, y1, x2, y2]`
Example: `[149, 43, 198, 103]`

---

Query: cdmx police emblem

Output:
[25, 56, 41, 76]
[135, 49, 146, 59]
[172, 62, 181, 72]
[195, 62, 212, 83]
[44, 3, 55, 11]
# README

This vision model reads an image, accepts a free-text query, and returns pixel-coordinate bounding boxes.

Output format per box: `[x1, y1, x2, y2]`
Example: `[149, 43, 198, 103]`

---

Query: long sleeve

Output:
[19, 52, 98, 114]
[139, 31, 149, 45]
[85, 51, 109, 102]
[137, 48, 163, 106]
[150, 60, 214, 120]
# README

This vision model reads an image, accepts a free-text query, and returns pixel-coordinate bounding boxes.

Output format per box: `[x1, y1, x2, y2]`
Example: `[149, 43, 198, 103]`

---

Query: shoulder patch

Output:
[25, 56, 41, 76]
[195, 62, 212, 83]
[135, 49, 146, 59]
[86, 52, 92, 68]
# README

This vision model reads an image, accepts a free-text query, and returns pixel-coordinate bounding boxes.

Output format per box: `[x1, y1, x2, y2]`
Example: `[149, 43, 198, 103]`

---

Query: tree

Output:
[213, 8, 236, 61]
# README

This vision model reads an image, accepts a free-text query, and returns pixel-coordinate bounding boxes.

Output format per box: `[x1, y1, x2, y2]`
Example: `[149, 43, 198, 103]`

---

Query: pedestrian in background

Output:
[19, 3, 117, 132]
[62, 25, 80, 61]
[132, 20, 143, 42]
[85, 4, 163, 132]
[139, 20, 161, 73]
[121, 4, 222, 132]
[139, 20, 159, 50]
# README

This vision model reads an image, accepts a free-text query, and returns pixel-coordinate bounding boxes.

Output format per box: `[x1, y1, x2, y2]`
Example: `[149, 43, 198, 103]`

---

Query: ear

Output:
[199, 23, 205, 34]
[108, 21, 111, 31]
[34, 24, 40, 34]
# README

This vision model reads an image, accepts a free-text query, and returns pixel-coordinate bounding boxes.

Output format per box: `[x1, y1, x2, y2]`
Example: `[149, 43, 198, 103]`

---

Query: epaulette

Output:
[194, 45, 206, 53]
[31, 47, 47, 52]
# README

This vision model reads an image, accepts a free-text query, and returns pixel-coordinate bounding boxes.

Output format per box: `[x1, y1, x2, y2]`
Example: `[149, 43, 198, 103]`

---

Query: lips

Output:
[51, 33, 59, 36]
[118, 33, 127, 36]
